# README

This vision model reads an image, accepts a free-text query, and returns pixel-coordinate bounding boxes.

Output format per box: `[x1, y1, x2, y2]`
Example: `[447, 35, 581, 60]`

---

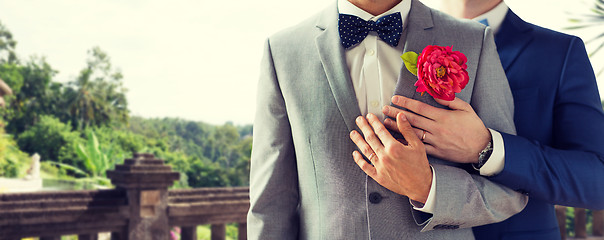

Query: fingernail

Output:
[356, 116, 362, 122]
[392, 95, 400, 102]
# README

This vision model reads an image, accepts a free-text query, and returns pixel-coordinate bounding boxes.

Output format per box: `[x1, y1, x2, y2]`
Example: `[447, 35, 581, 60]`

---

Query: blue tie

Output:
[478, 18, 489, 26]
[338, 12, 403, 49]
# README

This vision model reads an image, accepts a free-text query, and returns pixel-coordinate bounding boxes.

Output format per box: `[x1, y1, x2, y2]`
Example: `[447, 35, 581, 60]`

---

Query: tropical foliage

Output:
[568, 0, 604, 76]
[0, 20, 252, 189]
[0, 118, 29, 177]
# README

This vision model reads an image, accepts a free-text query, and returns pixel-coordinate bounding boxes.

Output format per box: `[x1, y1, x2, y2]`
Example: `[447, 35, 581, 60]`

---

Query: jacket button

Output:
[369, 192, 382, 204]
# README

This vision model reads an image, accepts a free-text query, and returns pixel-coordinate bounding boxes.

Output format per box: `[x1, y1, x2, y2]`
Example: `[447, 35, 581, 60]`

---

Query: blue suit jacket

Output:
[473, 10, 604, 240]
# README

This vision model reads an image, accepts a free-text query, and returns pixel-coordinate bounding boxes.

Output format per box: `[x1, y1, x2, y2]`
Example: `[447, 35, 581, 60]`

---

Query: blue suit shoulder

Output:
[509, 12, 585, 53]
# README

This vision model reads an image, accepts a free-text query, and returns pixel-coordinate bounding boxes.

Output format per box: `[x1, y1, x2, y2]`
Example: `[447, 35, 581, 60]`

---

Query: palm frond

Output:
[592, 6, 604, 15]
[565, 23, 603, 30]
[567, 0, 604, 78]
[586, 32, 604, 45]
[596, 0, 604, 9]
[46, 161, 89, 177]
[589, 41, 604, 57]
[570, 15, 604, 22]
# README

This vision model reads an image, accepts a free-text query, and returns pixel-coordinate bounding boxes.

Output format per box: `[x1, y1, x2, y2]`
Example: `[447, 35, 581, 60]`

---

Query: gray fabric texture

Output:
[248, 1, 528, 239]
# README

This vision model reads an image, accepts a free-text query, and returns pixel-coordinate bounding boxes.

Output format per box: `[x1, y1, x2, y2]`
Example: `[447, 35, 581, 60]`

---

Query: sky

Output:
[0, 0, 602, 125]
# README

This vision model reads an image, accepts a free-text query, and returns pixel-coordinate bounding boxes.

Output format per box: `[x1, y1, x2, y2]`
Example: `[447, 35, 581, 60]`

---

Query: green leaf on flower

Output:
[401, 51, 419, 76]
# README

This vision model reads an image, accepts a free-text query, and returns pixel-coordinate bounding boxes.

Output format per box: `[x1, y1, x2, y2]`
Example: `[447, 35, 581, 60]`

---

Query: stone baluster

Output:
[107, 153, 180, 240]
[574, 208, 587, 238]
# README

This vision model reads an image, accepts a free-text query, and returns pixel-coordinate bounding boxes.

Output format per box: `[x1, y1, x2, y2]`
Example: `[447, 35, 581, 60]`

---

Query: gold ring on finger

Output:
[368, 152, 376, 161]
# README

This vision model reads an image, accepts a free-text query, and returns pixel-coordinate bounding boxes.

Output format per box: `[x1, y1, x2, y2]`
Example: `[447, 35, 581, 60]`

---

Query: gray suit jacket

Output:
[248, 0, 528, 239]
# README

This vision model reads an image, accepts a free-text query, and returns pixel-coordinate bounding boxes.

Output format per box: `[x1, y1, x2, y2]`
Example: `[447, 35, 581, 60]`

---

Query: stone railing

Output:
[0, 153, 249, 240]
[9, 152, 602, 240]
[556, 206, 604, 240]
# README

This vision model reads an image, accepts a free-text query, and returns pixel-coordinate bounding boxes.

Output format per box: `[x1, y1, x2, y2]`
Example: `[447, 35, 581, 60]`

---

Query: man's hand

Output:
[349, 113, 432, 203]
[382, 95, 491, 164]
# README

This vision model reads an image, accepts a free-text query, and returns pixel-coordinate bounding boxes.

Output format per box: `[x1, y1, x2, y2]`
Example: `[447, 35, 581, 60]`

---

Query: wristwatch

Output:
[473, 139, 493, 170]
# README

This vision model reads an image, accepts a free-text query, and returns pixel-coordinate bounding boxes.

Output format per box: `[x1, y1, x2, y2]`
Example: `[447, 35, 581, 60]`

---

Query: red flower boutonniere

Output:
[401, 45, 469, 101]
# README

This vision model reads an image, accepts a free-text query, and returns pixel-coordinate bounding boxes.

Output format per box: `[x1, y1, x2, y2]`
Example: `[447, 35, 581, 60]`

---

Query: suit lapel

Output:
[314, 0, 438, 131]
[315, 4, 361, 132]
[393, 0, 435, 100]
[495, 10, 533, 72]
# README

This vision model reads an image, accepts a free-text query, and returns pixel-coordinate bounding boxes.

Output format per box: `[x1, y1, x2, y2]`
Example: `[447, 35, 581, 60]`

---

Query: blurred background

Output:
[0, 0, 602, 126]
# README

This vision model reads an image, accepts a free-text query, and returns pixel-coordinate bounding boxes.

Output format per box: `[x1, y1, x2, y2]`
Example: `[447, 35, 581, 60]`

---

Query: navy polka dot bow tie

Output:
[338, 12, 403, 49]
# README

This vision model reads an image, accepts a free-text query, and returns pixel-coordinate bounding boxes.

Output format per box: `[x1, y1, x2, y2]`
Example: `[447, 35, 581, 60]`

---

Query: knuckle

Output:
[366, 133, 379, 142]
[415, 104, 428, 115]
[400, 97, 410, 107]
[404, 113, 416, 123]
[374, 125, 388, 135]
[362, 165, 375, 176]
[361, 146, 372, 154]
[414, 130, 423, 138]
[386, 145, 402, 156]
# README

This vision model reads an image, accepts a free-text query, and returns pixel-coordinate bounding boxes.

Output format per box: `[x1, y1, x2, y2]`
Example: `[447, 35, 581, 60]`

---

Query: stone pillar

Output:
[238, 222, 247, 240]
[107, 153, 180, 240]
[594, 209, 604, 236]
[211, 224, 226, 240]
[40, 237, 61, 240]
[555, 205, 567, 240]
[111, 231, 127, 240]
[181, 226, 197, 240]
[574, 208, 587, 238]
[78, 234, 99, 240]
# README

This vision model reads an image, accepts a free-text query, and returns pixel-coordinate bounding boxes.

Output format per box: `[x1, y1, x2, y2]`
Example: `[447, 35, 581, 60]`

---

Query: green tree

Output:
[3, 56, 59, 133]
[0, 20, 17, 64]
[64, 47, 128, 130]
[125, 117, 253, 187]
[0, 118, 30, 177]
[0, 63, 23, 123]
[17, 115, 83, 168]
[186, 159, 230, 187]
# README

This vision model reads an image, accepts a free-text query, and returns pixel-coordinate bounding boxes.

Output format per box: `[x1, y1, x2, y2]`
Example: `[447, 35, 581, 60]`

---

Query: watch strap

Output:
[473, 139, 493, 170]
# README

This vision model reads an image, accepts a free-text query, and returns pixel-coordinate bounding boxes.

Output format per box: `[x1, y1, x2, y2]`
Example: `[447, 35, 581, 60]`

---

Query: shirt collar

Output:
[472, 1, 509, 34]
[338, 0, 411, 24]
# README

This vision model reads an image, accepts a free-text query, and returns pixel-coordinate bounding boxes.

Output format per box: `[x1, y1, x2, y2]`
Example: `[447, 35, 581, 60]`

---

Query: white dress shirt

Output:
[338, 0, 439, 213]
[338, 0, 411, 120]
[472, 1, 509, 34]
